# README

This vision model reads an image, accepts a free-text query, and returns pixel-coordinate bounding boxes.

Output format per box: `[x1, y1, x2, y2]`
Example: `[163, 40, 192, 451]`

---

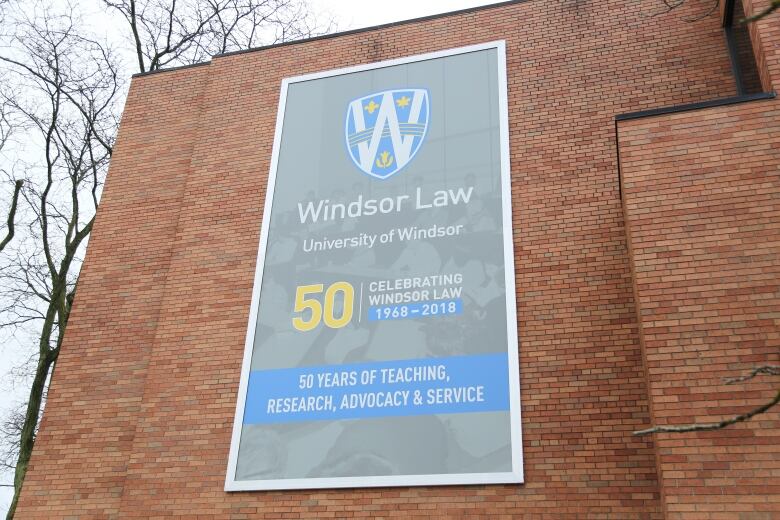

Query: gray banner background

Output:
[235, 48, 514, 482]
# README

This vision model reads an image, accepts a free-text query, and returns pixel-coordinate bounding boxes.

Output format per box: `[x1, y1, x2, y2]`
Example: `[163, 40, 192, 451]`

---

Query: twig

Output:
[725, 365, 780, 384]
[742, 0, 780, 23]
[635, 365, 780, 435]
[635, 390, 780, 435]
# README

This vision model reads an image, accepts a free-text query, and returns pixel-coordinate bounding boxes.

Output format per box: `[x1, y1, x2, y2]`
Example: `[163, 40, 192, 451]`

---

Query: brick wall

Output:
[15, 0, 766, 517]
[615, 2, 780, 516]
[619, 98, 780, 519]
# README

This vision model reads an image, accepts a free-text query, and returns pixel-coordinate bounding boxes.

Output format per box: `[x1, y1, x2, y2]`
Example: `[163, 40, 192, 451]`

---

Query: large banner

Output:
[226, 41, 522, 491]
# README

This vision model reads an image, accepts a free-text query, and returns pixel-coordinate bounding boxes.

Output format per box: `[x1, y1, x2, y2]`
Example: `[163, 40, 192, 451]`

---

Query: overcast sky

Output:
[0, 0, 501, 513]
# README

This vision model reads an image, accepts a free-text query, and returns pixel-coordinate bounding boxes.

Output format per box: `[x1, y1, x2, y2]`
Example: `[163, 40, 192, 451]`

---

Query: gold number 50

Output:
[292, 282, 354, 332]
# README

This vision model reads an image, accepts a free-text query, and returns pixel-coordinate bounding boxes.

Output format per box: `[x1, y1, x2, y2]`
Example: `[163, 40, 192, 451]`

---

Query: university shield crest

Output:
[345, 89, 429, 180]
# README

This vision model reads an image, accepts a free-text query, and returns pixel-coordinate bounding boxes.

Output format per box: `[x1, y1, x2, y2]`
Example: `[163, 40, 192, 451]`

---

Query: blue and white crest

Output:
[345, 89, 429, 180]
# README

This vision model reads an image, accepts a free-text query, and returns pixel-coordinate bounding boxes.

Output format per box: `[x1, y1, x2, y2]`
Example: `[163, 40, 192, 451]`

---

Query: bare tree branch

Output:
[0, 403, 28, 472]
[724, 365, 780, 384]
[743, 0, 780, 22]
[654, 0, 779, 23]
[635, 366, 780, 436]
[103, 0, 330, 73]
[0, 180, 22, 252]
[649, 0, 720, 21]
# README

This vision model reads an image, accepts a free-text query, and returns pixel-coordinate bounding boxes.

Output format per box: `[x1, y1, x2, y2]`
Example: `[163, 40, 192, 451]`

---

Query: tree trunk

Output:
[6, 334, 58, 519]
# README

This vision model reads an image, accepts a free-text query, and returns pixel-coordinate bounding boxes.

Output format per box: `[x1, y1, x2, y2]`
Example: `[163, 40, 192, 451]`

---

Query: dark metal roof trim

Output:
[132, 60, 211, 78]
[615, 91, 776, 122]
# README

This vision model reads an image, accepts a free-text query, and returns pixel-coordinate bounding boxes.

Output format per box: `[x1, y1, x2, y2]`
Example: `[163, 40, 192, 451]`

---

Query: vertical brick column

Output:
[619, 99, 780, 519]
[743, 0, 780, 90]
